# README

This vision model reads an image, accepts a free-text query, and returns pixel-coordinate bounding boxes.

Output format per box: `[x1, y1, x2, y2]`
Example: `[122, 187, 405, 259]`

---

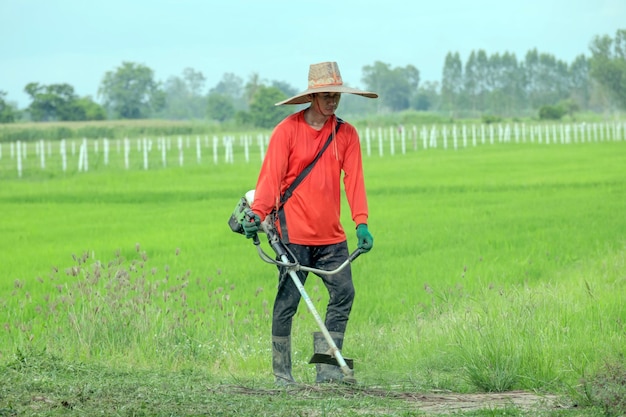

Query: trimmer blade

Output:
[308, 353, 354, 369]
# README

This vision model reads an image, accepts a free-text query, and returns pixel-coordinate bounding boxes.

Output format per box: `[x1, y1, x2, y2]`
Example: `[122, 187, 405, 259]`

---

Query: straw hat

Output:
[275, 62, 378, 106]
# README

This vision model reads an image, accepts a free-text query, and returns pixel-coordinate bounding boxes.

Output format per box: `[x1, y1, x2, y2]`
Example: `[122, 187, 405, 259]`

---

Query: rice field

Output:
[0, 126, 625, 415]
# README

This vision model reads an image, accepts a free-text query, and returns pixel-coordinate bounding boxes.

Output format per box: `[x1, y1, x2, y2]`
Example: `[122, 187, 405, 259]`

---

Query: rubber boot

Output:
[272, 335, 296, 385]
[313, 331, 356, 384]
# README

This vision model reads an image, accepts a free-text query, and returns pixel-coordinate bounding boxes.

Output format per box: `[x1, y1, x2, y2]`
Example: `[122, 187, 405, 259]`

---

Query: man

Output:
[243, 62, 376, 385]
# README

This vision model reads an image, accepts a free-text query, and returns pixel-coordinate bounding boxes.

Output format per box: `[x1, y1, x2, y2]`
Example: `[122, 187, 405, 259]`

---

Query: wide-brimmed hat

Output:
[275, 61, 378, 106]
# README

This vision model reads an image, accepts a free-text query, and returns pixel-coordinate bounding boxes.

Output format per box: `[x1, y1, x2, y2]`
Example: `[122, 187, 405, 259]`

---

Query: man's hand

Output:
[242, 210, 261, 239]
[356, 224, 373, 252]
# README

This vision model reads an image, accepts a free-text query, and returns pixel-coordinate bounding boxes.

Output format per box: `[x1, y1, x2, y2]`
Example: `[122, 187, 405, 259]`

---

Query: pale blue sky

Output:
[1, 0, 624, 108]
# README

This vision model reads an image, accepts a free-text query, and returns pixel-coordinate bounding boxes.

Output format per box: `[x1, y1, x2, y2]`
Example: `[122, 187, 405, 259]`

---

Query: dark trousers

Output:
[272, 241, 355, 337]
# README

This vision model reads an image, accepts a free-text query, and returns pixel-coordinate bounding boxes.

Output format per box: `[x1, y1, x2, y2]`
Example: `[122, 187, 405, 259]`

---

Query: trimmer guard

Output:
[309, 353, 354, 369]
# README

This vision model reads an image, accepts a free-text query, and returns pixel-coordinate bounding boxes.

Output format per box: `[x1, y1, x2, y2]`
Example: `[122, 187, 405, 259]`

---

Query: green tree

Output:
[524, 49, 570, 109]
[270, 80, 297, 101]
[210, 72, 246, 110]
[569, 54, 591, 109]
[0, 91, 18, 123]
[75, 97, 107, 120]
[206, 93, 235, 122]
[412, 81, 440, 111]
[362, 61, 419, 112]
[589, 29, 626, 109]
[538, 104, 566, 120]
[463, 51, 479, 112]
[248, 86, 292, 129]
[441, 52, 463, 114]
[24, 82, 101, 121]
[99, 62, 164, 119]
[244, 73, 264, 108]
[160, 68, 207, 119]
[487, 51, 524, 115]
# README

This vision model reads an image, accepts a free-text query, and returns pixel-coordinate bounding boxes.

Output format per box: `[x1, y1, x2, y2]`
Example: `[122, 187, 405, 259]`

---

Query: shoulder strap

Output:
[280, 118, 343, 206]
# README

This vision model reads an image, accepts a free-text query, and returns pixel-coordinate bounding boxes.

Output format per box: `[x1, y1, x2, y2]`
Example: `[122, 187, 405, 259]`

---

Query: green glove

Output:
[356, 224, 373, 252]
[242, 210, 261, 239]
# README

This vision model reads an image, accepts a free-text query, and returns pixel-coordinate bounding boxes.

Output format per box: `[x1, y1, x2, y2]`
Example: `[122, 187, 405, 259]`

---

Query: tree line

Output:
[1, 29, 624, 127]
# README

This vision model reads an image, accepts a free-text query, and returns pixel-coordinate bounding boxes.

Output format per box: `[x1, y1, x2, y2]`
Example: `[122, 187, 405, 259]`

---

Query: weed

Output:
[579, 358, 626, 416]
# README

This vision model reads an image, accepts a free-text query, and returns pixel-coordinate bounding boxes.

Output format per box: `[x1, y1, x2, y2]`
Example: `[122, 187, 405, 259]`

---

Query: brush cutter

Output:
[229, 191, 362, 383]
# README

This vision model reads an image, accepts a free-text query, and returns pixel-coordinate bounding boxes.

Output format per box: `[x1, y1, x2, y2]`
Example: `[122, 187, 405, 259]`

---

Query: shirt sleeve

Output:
[250, 121, 290, 221]
[342, 125, 369, 226]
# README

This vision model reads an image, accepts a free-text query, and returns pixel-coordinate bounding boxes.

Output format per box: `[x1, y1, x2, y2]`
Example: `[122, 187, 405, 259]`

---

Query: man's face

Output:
[312, 92, 341, 115]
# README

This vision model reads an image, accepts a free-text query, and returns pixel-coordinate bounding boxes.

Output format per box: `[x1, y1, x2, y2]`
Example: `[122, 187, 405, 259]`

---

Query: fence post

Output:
[16, 140, 22, 178]
[60, 139, 67, 172]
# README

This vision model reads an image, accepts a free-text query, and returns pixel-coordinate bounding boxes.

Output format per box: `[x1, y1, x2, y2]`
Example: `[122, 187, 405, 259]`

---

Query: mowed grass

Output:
[1, 138, 625, 415]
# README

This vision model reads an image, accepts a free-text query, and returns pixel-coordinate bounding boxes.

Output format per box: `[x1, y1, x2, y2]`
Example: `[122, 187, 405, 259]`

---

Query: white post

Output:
[421, 126, 428, 150]
[16, 140, 22, 178]
[178, 136, 184, 166]
[124, 138, 130, 169]
[60, 139, 67, 172]
[196, 136, 202, 164]
[213, 136, 219, 164]
[104, 138, 109, 166]
[39, 140, 45, 169]
[78, 140, 84, 172]
[83, 138, 88, 171]
[389, 126, 395, 156]
[225, 136, 234, 163]
[400, 126, 406, 154]
[453, 125, 458, 150]
[243, 135, 249, 163]
[430, 125, 437, 148]
[489, 124, 494, 145]
[378, 127, 383, 157]
[365, 127, 371, 157]
[161, 137, 167, 167]
[442, 126, 448, 150]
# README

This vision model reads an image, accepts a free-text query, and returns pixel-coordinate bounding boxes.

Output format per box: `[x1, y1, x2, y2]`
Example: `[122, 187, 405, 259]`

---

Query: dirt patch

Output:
[220, 385, 572, 414]
[388, 390, 567, 414]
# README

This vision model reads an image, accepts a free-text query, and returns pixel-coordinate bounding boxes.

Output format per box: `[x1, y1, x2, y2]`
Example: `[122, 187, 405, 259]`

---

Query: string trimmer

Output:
[229, 191, 362, 383]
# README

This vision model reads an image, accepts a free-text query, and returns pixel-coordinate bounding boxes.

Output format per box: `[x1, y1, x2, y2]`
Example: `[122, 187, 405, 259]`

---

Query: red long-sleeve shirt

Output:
[251, 110, 368, 245]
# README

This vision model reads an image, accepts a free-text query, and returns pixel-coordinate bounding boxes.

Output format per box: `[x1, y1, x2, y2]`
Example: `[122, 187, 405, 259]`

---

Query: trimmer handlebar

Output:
[255, 218, 363, 275]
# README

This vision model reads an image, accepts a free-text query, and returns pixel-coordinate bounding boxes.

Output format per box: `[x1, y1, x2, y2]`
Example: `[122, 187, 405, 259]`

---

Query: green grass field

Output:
[1, 135, 625, 416]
